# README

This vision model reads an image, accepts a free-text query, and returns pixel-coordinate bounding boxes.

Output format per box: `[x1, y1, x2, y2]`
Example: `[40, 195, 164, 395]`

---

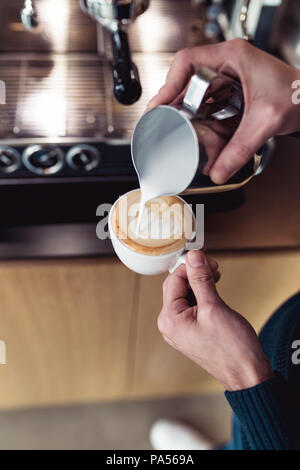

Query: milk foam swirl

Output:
[112, 190, 194, 255]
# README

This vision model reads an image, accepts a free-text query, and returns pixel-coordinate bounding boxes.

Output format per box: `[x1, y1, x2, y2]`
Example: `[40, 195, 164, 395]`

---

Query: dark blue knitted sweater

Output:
[225, 291, 300, 450]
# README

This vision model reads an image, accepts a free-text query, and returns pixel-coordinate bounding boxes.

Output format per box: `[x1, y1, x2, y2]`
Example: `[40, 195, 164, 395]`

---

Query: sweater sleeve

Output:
[225, 372, 300, 450]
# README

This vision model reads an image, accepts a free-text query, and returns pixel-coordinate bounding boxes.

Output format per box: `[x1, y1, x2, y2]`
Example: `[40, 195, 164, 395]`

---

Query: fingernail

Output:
[146, 96, 157, 109]
[188, 250, 206, 267]
[147, 103, 155, 111]
[143, 104, 154, 115]
[210, 166, 231, 184]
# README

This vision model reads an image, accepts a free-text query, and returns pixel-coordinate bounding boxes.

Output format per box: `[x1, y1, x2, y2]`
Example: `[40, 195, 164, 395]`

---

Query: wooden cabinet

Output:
[0, 259, 136, 408]
[0, 250, 299, 409]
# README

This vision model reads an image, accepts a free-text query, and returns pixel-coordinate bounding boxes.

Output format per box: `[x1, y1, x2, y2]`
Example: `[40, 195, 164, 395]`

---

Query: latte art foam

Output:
[112, 190, 194, 256]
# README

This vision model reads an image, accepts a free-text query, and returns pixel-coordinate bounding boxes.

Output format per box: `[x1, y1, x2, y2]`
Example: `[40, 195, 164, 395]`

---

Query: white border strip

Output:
[0, 80, 6, 104]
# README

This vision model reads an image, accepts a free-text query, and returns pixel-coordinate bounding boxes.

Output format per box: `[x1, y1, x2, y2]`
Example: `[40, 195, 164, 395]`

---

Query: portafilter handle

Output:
[111, 29, 142, 105]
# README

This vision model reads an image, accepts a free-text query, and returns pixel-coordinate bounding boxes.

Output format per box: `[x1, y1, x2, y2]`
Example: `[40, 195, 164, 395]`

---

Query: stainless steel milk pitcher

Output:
[131, 67, 273, 196]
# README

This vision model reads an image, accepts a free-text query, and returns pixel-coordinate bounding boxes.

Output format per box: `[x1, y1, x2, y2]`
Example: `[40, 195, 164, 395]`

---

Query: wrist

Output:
[224, 355, 275, 392]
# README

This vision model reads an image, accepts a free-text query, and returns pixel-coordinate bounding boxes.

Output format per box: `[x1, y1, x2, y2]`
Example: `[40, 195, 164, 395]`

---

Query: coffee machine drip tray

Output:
[0, 52, 171, 141]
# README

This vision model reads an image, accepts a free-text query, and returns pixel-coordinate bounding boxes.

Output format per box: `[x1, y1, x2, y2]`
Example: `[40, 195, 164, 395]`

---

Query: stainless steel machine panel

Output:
[0, 53, 172, 140]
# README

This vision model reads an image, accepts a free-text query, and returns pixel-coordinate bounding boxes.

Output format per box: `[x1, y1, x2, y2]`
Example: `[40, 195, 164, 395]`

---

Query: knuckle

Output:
[224, 38, 250, 64]
[262, 103, 283, 130]
[208, 257, 218, 270]
[174, 47, 191, 63]
[157, 312, 173, 335]
[162, 276, 170, 294]
[263, 102, 278, 118]
[228, 38, 248, 52]
[162, 334, 174, 347]
[158, 83, 167, 93]
[157, 313, 165, 334]
[191, 271, 213, 284]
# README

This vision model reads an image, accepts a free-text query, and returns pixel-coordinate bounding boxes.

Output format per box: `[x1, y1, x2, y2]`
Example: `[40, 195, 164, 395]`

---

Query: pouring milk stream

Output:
[131, 105, 200, 234]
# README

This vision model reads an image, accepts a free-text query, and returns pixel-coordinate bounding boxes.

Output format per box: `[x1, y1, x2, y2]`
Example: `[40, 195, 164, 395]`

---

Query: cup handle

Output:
[169, 252, 188, 274]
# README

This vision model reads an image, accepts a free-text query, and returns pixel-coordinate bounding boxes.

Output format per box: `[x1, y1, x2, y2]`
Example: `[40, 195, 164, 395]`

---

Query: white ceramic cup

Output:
[108, 189, 196, 275]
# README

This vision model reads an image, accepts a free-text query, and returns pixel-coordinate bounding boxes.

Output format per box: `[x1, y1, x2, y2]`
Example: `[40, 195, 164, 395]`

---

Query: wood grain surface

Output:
[0, 258, 136, 408]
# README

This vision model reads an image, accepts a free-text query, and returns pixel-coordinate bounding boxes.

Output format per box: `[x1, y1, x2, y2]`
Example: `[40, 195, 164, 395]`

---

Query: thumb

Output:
[186, 250, 219, 305]
[209, 107, 272, 184]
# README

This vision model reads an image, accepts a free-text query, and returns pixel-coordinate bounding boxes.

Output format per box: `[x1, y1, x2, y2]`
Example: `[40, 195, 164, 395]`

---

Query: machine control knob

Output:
[66, 145, 101, 171]
[0, 146, 21, 174]
[22, 145, 64, 175]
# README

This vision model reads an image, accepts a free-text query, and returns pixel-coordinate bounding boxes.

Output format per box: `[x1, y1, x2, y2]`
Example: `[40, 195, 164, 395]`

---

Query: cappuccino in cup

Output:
[109, 189, 195, 274]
